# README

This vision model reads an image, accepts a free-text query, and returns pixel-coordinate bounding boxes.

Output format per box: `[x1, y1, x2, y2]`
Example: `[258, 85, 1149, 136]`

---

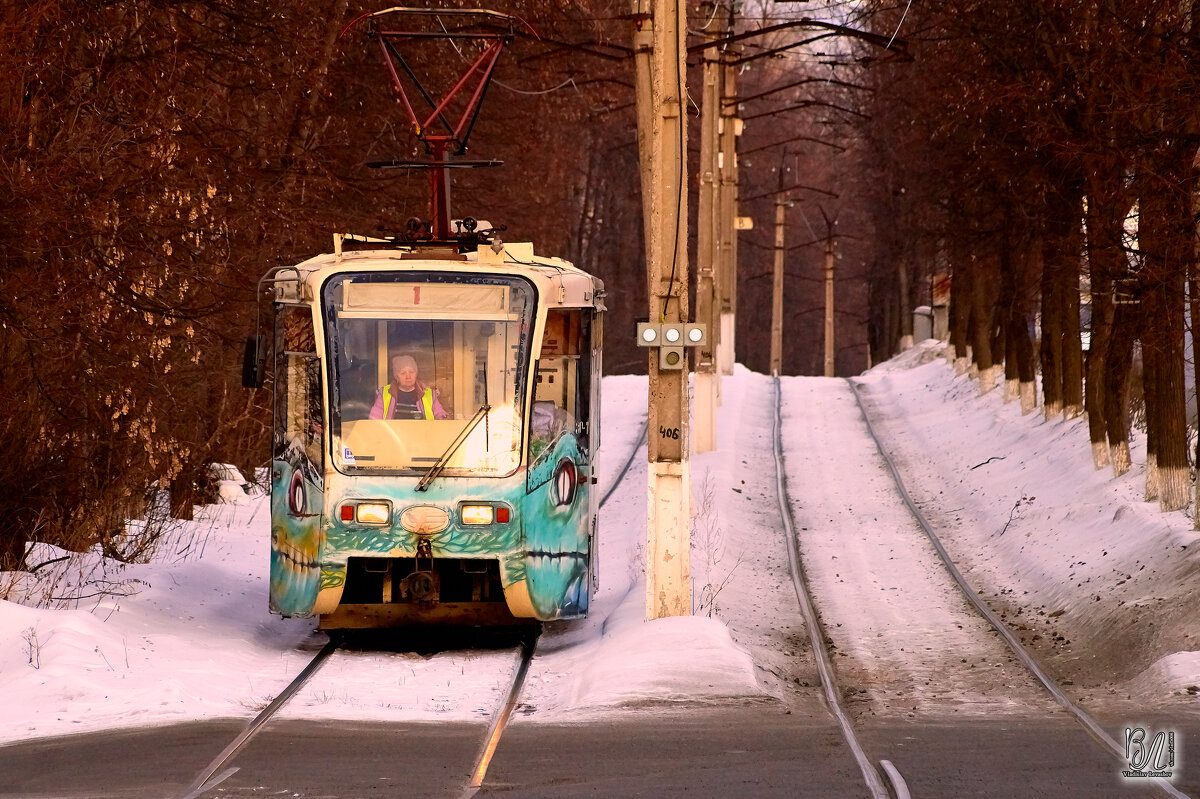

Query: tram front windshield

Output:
[322, 273, 535, 477]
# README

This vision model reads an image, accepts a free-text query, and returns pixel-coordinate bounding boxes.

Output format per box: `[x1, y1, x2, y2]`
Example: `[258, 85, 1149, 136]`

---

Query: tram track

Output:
[174, 420, 649, 799]
[770, 373, 1193, 799]
[849, 379, 1189, 799]
[460, 419, 646, 794]
[177, 639, 340, 799]
[174, 634, 537, 799]
[770, 376, 894, 799]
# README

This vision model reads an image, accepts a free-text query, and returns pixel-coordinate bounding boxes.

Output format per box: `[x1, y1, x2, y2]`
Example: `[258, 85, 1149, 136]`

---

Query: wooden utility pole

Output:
[694, 6, 721, 452]
[632, 0, 690, 619]
[824, 238, 836, 377]
[769, 194, 789, 376]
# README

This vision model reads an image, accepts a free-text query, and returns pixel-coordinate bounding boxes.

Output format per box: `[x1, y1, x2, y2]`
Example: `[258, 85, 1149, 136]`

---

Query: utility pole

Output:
[824, 238, 835, 377]
[693, 15, 903, 381]
[694, 3, 721, 453]
[716, 53, 740, 376]
[632, 0, 691, 619]
[769, 192, 789, 376]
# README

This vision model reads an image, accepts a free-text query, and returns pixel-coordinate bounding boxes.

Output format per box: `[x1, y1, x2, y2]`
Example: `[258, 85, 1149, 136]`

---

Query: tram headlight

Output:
[460, 504, 495, 525]
[459, 504, 510, 524]
[355, 503, 390, 525]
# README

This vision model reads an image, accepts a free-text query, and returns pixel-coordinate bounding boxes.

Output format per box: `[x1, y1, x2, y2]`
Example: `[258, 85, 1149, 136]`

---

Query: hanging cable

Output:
[886, 0, 914, 50]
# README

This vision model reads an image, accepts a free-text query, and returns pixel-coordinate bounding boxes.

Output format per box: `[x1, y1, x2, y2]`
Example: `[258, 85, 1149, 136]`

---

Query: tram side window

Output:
[531, 310, 591, 459]
[274, 305, 324, 469]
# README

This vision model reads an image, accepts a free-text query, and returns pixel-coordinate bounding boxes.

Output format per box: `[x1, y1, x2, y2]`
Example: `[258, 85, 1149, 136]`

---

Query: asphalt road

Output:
[2, 705, 1195, 798]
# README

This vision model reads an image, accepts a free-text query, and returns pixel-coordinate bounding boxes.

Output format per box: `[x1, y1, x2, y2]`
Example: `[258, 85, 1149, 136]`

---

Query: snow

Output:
[1, 340, 1197, 745]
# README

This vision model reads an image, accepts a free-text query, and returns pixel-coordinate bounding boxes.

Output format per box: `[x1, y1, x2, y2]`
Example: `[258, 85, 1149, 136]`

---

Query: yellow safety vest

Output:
[382, 386, 434, 420]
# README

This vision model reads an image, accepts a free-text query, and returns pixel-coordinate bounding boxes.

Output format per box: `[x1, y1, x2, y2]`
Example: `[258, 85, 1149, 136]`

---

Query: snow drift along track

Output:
[847, 378, 1191, 799]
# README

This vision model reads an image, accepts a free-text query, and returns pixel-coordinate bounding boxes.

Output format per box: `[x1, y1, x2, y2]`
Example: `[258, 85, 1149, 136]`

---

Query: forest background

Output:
[4, 0, 1200, 567]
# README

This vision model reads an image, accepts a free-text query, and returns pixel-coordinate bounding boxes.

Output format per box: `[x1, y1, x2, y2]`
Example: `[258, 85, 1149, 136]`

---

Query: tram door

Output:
[526, 309, 599, 616]
[269, 304, 326, 617]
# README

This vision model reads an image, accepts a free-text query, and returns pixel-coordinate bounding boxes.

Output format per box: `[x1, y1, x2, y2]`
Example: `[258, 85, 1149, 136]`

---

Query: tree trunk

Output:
[971, 253, 1000, 393]
[1104, 303, 1136, 476]
[1062, 243, 1085, 420]
[1192, 274, 1200, 528]
[898, 252, 914, 350]
[1084, 159, 1124, 468]
[1142, 302, 1160, 502]
[949, 249, 972, 374]
[169, 480, 196, 522]
[1013, 241, 1040, 415]
[1040, 233, 1064, 419]
[1044, 180, 1085, 419]
[1139, 175, 1191, 511]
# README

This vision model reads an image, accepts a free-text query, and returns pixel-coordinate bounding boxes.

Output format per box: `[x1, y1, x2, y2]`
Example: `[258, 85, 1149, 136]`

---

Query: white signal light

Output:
[664, 326, 682, 343]
[637, 322, 662, 347]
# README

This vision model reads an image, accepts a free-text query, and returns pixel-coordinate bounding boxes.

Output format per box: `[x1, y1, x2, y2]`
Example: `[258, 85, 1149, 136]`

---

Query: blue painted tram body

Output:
[263, 237, 604, 628]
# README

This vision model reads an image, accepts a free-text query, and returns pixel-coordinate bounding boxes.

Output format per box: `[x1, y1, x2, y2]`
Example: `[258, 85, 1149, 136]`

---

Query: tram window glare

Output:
[461, 504, 495, 525]
[356, 503, 390, 524]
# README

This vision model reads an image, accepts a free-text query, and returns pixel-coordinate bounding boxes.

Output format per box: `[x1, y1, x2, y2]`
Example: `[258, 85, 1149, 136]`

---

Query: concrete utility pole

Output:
[769, 193, 789, 376]
[693, 5, 721, 453]
[824, 238, 836, 377]
[716, 56, 740, 376]
[632, 0, 691, 619]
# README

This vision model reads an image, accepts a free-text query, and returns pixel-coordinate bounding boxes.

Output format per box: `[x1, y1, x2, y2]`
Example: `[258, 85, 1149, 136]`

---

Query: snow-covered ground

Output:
[1, 341, 1197, 745]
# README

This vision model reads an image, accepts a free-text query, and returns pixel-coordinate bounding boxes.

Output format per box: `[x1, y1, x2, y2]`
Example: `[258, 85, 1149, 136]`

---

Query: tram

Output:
[241, 7, 605, 628]
[248, 234, 604, 628]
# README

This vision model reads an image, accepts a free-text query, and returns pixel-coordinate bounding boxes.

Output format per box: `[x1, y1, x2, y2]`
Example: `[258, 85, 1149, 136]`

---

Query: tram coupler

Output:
[402, 538, 440, 604]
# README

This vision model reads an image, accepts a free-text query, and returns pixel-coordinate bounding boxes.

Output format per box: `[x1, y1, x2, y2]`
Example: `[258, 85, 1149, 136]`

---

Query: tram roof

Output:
[280, 239, 605, 310]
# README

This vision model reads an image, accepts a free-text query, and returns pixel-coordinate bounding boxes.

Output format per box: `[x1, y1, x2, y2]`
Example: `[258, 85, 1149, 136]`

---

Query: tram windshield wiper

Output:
[415, 404, 491, 492]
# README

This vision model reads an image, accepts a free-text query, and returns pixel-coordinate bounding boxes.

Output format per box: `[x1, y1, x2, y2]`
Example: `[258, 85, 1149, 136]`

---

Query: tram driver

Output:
[368, 354, 448, 420]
